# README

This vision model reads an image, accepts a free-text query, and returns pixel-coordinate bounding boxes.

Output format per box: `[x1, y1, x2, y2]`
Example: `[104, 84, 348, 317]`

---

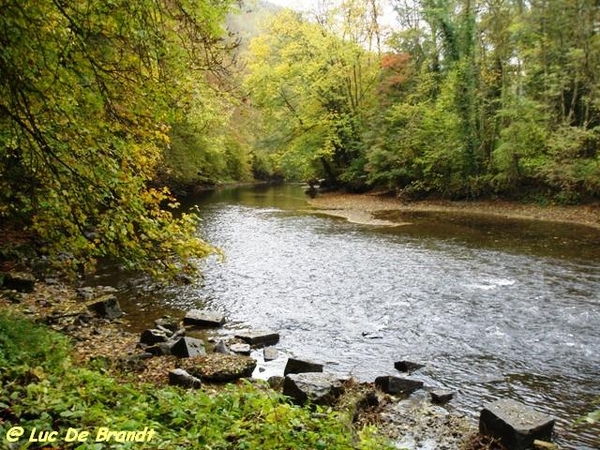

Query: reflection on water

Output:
[95, 185, 600, 449]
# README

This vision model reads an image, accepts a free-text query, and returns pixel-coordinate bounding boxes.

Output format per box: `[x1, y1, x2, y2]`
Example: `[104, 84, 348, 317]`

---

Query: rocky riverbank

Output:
[2, 276, 519, 449]
[307, 192, 600, 229]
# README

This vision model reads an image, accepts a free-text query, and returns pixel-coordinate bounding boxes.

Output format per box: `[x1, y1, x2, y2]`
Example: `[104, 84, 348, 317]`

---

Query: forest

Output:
[1, 2, 599, 449]
[1, 0, 599, 275]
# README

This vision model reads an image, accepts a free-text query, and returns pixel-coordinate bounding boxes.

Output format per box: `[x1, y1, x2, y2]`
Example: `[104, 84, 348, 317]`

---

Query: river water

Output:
[98, 184, 600, 448]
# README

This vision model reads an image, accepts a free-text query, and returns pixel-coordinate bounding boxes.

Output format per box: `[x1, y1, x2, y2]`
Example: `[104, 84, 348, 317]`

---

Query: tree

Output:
[244, 5, 381, 188]
[367, 0, 599, 201]
[0, 0, 234, 277]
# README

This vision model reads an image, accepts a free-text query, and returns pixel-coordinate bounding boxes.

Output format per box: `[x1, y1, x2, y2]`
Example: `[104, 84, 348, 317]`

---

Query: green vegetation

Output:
[1, 0, 598, 275]
[244, 0, 600, 201]
[0, 0, 250, 277]
[0, 312, 391, 449]
[245, 2, 381, 189]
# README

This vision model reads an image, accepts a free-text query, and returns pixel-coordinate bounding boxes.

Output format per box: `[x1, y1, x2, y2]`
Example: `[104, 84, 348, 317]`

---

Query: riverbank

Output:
[0, 282, 394, 449]
[0, 279, 509, 450]
[307, 192, 600, 229]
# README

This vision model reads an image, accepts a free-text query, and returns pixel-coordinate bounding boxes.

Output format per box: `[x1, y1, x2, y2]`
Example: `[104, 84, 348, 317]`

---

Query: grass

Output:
[0, 312, 392, 449]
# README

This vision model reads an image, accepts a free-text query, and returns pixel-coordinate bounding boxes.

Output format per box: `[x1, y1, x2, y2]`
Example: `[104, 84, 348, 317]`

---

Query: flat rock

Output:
[230, 343, 251, 355]
[168, 369, 202, 389]
[87, 294, 123, 319]
[394, 360, 425, 372]
[479, 399, 555, 450]
[171, 337, 206, 358]
[375, 376, 423, 396]
[179, 354, 257, 382]
[140, 329, 169, 345]
[2, 272, 36, 293]
[431, 389, 454, 404]
[283, 372, 345, 406]
[284, 357, 323, 375]
[235, 330, 280, 347]
[263, 347, 279, 361]
[183, 309, 225, 328]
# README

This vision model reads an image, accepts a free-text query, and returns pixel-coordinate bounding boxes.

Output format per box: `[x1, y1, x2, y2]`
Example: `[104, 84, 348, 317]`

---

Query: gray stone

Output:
[168, 369, 202, 389]
[213, 340, 232, 354]
[2, 272, 36, 293]
[183, 309, 225, 328]
[171, 337, 206, 358]
[431, 389, 454, 404]
[230, 343, 251, 355]
[179, 354, 257, 382]
[283, 373, 345, 406]
[284, 358, 323, 376]
[235, 330, 280, 347]
[375, 376, 423, 396]
[263, 347, 279, 361]
[479, 399, 555, 450]
[87, 294, 123, 319]
[394, 360, 425, 372]
[140, 329, 169, 345]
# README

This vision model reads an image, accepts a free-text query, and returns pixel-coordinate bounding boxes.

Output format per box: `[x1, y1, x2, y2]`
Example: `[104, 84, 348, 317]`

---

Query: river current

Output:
[97, 184, 600, 448]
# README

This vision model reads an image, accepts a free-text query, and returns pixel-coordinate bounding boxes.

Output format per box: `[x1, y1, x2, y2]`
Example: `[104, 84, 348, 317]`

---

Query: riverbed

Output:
[93, 184, 600, 449]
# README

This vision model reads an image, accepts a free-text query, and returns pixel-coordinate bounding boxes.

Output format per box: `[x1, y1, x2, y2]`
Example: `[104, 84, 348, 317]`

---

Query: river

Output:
[95, 184, 600, 449]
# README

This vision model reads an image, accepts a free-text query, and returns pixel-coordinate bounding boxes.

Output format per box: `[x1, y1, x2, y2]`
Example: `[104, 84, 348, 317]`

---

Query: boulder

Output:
[235, 330, 280, 347]
[263, 347, 279, 361]
[140, 329, 169, 345]
[479, 399, 555, 450]
[283, 373, 345, 406]
[284, 358, 323, 376]
[375, 376, 423, 396]
[431, 389, 454, 404]
[2, 272, 36, 293]
[179, 354, 257, 382]
[230, 343, 251, 356]
[171, 337, 206, 358]
[183, 309, 225, 328]
[394, 360, 425, 372]
[87, 294, 123, 319]
[168, 369, 202, 389]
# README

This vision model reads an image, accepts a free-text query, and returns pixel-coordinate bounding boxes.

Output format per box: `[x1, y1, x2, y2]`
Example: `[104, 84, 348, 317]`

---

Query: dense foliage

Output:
[244, 0, 600, 202]
[0, 0, 250, 277]
[1, 0, 598, 276]
[0, 312, 391, 449]
[245, 1, 382, 189]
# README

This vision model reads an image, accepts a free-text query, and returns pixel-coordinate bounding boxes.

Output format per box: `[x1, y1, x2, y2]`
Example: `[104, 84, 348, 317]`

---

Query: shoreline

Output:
[307, 192, 600, 229]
